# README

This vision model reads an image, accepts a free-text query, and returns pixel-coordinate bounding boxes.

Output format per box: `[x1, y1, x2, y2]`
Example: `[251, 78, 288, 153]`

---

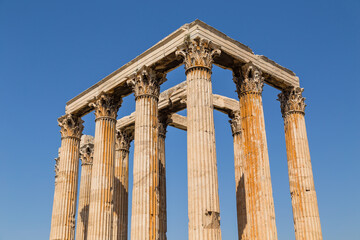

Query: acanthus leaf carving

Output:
[80, 135, 94, 165]
[116, 129, 133, 151]
[58, 114, 84, 139]
[89, 92, 122, 120]
[176, 36, 221, 73]
[229, 110, 241, 136]
[158, 113, 172, 138]
[127, 65, 166, 100]
[278, 86, 306, 118]
[233, 62, 264, 97]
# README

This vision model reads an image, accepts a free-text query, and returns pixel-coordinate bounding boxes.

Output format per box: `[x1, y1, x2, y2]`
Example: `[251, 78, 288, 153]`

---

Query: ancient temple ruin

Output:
[50, 20, 322, 240]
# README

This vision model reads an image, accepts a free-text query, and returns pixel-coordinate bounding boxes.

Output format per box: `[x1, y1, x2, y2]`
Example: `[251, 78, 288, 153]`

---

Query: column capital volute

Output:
[158, 112, 172, 138]
[127, 65, 166, 101]
[232, 62, 265, 97]
[58, 114, 84, 140]
[229, 110, 241, 136]
[175, 36, 221, 74]
[278, 86, 306, 118]
[80, 135, 94, 165]
[116, 128, 133, 151]
[89, 92, 122, 121]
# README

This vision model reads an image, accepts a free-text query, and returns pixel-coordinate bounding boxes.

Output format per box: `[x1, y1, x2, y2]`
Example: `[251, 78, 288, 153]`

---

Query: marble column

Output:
[128, 66, 166, 240]
[233, 63, 278, 240]
[229, 111, 247, 240]
[278, 87, 322, 240]
[113, 129, 133, 240]
[75, 135, 94, 240]
[87, 93, 122, 240]
[50, 114, 83, 240]
[158, 114, 169, 240]
[176, 37, 222, 240]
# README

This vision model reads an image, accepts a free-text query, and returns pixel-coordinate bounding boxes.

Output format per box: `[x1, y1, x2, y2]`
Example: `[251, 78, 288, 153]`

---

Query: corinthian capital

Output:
[80, 135, 94, 165]
[89, 92, 122, 120]
[116, 129, 133, 151]
[233, 62, 264, 97]
[176, 36, 221, 72]
[158, 113, 171, 138]
[58, 114, 84, 139]
[229, 111, 241, 136]
[278, 87, 306, 118]
[127, 66, 166, 100]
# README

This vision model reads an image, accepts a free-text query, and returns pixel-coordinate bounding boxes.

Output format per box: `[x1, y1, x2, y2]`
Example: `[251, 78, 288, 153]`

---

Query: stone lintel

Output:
[65, 20, 298, 116]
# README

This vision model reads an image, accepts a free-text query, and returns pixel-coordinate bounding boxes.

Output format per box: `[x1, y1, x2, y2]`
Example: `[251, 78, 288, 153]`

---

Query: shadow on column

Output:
[237, 174, 247, 239]
[80, 204, 89, 240]
[114, 177, 128, 239]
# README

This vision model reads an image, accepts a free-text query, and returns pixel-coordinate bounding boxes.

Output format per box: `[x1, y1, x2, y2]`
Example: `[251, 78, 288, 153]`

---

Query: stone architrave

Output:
[278, 87, 323, 240]
[50, 114, 84, 240]
[113, 129, 133, 240]
[87, 93, 122, 240]
[128, 66, 166, 240]
[176, 37, 222, 240]
[233, 62, 278, 240]
[229, 111, 247, 240]
[75, 135, 94, 240]
[158, 114, 170, 240]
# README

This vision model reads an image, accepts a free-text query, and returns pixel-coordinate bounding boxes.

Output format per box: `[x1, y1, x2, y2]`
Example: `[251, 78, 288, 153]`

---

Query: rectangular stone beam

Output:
[66, 20, 298, 116]
[117, 82, 240, 132]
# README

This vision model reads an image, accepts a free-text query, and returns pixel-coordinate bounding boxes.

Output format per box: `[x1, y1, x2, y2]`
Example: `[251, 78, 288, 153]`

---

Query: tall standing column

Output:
[229, 111, 247, 240]
[76, 135, 94, 240]
[113, 129, 133, 240]
[87, 93, 122, 240]
[278, 87, 322, 240]
[233, 63, 278, 240]
[50, 114, 83, 240]
[176, 37, 222, 240]
[128, 66, 166, 240]
[158, 114, 169, 240]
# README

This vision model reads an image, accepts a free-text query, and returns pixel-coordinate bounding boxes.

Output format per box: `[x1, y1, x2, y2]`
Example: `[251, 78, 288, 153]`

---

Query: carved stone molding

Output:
[89, 92, 122, 120]
[127, 65, 166, 100]
[229, 110, 241, 136]
[176, 36, 221, 73]
[80, 135, 94, 165]
[158, 113, 172, 139]
[278, 87, 306, 118]
[233, 62, 264, 97]
[116, 129, 133, 151]
[58, 114, 84, 139]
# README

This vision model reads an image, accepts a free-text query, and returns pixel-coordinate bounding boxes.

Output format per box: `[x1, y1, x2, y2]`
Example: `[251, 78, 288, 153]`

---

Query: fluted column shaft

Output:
[76, 135, 94, 240]
[87, 93, 122, 240]
[233, 63, 277, 240]
[158, 116, 168, 240]
[50, 114, 83, 240]
[129, 66, 165, 240]
[113, 130, 133, 240]
[278, 87, 322, 240]
[229, 111, 247, 240]
[176, 37, 222, 240]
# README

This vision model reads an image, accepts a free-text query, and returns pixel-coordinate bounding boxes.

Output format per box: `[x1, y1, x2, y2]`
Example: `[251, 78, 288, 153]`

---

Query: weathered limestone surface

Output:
[233, 63, 277, 240]
[229, 111, 247, 240]
[65, 20, 299, 116]
[278, 87, 322, 240]
[87, 93, 122, 240]
[113, 129, 133, 240]
[176, 37, 222, 240]
[129, 66, 165, 240]
[75, 135, 94, 240]
[158, 114, 169, 240]
[50, 114, 83, 240]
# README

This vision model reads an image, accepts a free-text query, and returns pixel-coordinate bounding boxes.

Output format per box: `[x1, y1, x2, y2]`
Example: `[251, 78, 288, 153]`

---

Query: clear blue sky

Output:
[0, 0, 359, 239]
